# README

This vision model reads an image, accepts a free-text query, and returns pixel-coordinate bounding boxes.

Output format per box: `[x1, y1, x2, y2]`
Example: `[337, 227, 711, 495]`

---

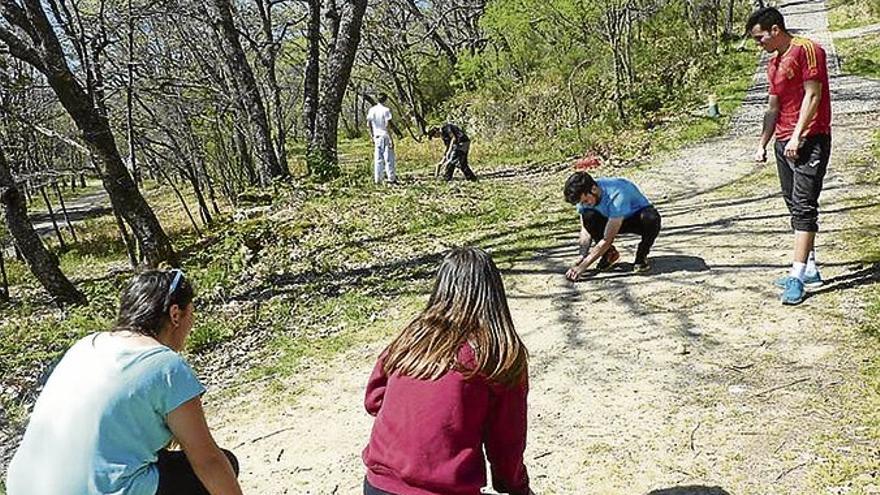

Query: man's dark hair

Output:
[378, 93, 388, 103]
[563, 172, 597, 205]
[745, 7, 786, 34]
[426, 126, 441, 139]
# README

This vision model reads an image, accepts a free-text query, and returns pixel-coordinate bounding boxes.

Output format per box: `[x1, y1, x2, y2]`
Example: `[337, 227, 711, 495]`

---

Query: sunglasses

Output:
[164, 269, 185, 311]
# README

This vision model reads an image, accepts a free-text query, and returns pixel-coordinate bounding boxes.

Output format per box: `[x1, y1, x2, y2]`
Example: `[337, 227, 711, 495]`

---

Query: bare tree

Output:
[0, 0, 177, 267]
[0, 145, 86, 306]
[302, 0, 321, 141]
[307, 0, 369, 180]
[209, 0, 289, 185]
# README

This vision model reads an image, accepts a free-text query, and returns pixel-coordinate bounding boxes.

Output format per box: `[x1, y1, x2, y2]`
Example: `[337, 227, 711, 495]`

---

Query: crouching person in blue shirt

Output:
[6, 269, 243, 495]
[563, 172, 661, 280]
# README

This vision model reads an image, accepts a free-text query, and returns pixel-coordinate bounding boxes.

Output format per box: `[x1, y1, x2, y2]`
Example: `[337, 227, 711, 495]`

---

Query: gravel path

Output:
[206, 1, 880, 493]
[28, 190, 110, 238]
[832, 22, 880, 39]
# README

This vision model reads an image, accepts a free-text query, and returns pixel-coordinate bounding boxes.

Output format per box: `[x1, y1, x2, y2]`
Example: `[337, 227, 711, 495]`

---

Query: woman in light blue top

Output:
[6, 270, 243, 495]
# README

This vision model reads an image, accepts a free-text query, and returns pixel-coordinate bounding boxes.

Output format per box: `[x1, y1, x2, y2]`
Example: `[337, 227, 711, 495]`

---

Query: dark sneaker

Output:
[596, 246, 621, 271]
[774, 270, 823, 289]
[780, 276, 806, 305]
[632, 261, 651, 273]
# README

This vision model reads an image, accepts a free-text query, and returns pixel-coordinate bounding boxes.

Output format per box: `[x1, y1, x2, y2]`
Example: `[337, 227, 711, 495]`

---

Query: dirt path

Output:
[832, 22, 880, 39]
[28, 189, 110, 238]
[209, 2, 880, 493]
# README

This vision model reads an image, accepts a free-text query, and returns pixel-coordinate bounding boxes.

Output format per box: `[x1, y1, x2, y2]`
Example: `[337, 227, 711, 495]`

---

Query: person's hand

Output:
[565, 266, 583, 281]
[783, 137, 800, 159]
[754, 146, 766, 163]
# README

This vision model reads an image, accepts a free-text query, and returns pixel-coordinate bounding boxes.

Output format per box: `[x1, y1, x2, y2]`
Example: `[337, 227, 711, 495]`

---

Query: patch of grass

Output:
[0, 302, 114, 377]
[188, 310, 249, 353]
[656, 45, 758, 151]
[0, 256, 32, 287]
[711, 162, 778, 199]
[239, 292, 423, 402]
[55, 178, 105, 204]
[24, 178, 104, 213]
[807, 130, 880, 493]
[837, 34, 880, 80]
[828, 0, 880, 31]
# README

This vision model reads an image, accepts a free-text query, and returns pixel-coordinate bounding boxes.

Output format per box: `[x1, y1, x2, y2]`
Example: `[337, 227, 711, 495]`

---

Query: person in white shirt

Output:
[366, 94, 398, 184]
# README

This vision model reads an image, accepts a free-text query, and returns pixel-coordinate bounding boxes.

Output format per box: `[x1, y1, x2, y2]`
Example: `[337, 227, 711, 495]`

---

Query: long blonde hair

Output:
[383, 247, 528, 386]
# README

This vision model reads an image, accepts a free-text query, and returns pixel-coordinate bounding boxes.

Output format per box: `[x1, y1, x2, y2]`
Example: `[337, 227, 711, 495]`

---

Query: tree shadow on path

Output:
[589, 255, 710, 278]
[806, 261, 880, 300]
[647, 486, 731, 495]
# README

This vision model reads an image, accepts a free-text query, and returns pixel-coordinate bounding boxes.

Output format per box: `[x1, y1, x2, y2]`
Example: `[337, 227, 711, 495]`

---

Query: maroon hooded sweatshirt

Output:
[362, 343, 530, 495]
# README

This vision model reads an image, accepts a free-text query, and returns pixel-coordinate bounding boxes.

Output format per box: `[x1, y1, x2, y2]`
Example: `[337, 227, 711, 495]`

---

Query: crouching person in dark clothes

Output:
[563, 172, 661, 280]
[428, 123, 478, 181]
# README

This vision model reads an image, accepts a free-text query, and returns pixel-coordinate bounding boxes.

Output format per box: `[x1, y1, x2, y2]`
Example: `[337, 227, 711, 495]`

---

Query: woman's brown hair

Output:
[382, 247, 528, 386]
[113, 270, 194, 338]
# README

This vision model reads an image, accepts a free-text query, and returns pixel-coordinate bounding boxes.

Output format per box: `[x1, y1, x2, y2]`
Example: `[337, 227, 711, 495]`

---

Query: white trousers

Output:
[373, 134, 397, 184]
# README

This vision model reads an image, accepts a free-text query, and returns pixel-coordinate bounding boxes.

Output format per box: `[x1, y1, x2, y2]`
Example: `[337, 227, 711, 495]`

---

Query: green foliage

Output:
[837, 34, 880, 80]
[828, 0, 880, 31]
[187, 310, 248, 353]
[306, 148, 341, 183]
[438, 0, 756, 162]
[0, 301, 114, 375]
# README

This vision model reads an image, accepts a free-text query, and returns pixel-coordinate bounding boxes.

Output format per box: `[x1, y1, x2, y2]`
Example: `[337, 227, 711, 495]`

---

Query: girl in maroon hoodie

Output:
[362, 247, 533, 495]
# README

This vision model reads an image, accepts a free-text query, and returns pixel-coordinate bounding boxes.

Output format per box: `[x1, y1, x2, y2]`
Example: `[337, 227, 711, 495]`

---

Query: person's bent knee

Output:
[221, 449, 240, 476]
[791, 217, 818, 232]
[641, 207, 661, 229]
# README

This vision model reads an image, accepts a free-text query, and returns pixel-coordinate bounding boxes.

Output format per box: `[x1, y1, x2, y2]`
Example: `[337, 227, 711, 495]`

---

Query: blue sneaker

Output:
[780, 276, 806, 305]
[774, 270, 823, 289]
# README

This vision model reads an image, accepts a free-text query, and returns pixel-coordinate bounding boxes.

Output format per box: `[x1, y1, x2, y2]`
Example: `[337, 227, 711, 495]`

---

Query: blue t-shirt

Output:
[576, 177, 651, 219]
[6, 334, 205, 495]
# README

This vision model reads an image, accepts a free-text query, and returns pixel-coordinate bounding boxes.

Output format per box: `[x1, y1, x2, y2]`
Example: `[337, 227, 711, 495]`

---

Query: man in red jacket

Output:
[747, 6, 832, 305]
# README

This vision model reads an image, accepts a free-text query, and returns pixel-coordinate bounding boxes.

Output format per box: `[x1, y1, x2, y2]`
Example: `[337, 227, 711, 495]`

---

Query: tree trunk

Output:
[39, 186, 67, 251]
[234, 124, 258, 185]
[0, 0, 177, 267]
[52, 180, 78, 243]
[0, 149, 86, 306]
[156, 166, 203, 237]
[308, 0, 369, 181]
[302, 0, 321, 141]
[113, 209, 139, 268]
[210, 0, 288, 185]
[255, 0, 290, 174]
[198, 156, 221, 217]
[725, 0, 736, 38]
[0, 244, 8, 302]
[403, 0, 458, 66]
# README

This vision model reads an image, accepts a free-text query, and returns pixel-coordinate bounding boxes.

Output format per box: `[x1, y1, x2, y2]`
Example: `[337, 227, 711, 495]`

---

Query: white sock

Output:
[805, 249, 818, 275]
[790, 262, 807, 281]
